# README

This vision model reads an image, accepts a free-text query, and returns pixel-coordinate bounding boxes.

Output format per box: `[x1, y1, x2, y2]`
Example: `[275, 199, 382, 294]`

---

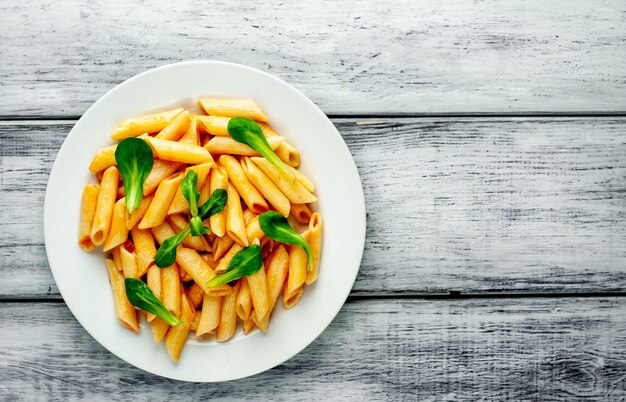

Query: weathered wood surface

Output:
[1, 0, 626, 117]
[0, 298, 624, 400]
[2, 117, 625, 297]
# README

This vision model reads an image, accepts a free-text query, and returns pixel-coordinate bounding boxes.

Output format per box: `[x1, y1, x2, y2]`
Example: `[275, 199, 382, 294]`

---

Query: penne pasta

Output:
[151, 220, 176, 245]
[197, 294, 222, 336]
[275, 141, 300, 167]
[111, 108, 184, 140]
[291, 203, 312, 224]
[176, 247, 228, 295]
[120, 241, 138, 279]
[103, 198, 128, 252]
[236, 279, 252, 321]
[195, 115, 230, 136]
[167, 162, 212, 215]
[306, 213, 323, 285]
[214, 242, 244, 274]
[212, 235, 235, 261]
[186, 283, 205, 309]
[220, 155, 268, 215]
[178, 117, 199, 146]
[283, 243, 307, 308]
[245, 215, 265, 244]
[161, 263, 182, 318]
[168, 214, 210, 251]
[91, 166, 119, 246]
[255, 245, 289, 332]
[216, 280, 241, 342]
[242, 317, 256, 335]
[250, 157, 317, 204]
[155, 110, 190, 141]
[198, 98, 268, 122]
[89, 144, 117, 173]
[225, 183, 249, 246]
[143, 160, 182, 196]
[147, 137, 214, 165]
[125, 195, 153, 230]
[208, 166, 228, 237]
[131, 227, 157, 277]
[247, 260, 270, 322]
[204, 135, 283, 156]
[165, 294, 195, 363]
[189, 311, 202, 332]
[78, 184, 99, 251]
[105, 259, 139, 333]
[241, 157, 290, 217]
[138, 172, 184, 229]
[146, 264, 161, 322]
[150, 317, 170, 344]
[112, 245, 123, 271]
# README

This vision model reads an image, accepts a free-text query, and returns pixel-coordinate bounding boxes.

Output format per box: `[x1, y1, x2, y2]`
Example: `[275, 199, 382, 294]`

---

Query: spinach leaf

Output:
[115, 137, 154, 214]
[227, 117, 291, 177]
[189, 216, 209, 236]
[125, 278, 183, 326]
[198, 188, 228, 220]
[206, 245, 263, 287]
[154, 225, 190, 268]
[259, 211, 313, 271]
[181, 170, 200, 217]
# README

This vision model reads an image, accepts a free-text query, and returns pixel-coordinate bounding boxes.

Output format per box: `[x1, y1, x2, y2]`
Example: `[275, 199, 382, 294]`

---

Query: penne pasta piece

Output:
[289, 166, 315, 193]
[167, 163, 212, 215]
[208, 166, 228, 237]
[212, 235, 234, 261]
[161, 263, 182, 318]
[245, 215, 265, 244]
[125, 195, 153, 230]
[243, 208, 255, 225]
[225, 183, 249, 246]
[111, 108, 184, 140]
[195, 115, 230, 136]
[91, 166, 119, 246]
[155, 110, 190, 141]
[189, 311, 201, 332]
[241, 157, 290, 217]
[219, 155, 268, 214]
[143, 160, 182, 196]
[112, 245, 123, 271]
[236, 279, 252, 321]
[138, 173, 184, 229]
[249, 157, 317, 204]
[146, 264, 161, 322]
[178, 117, 199, 146]
[275, 141, 300, 168]
[165, 294, 195, 363]
[179, 267, 193, 283]
[78, 184, 99, 251]
[150, 317, 169, 344]
[283, 243, 307, 308]
[186, 283, 205, 309]
[147, 137, 214, 165]
[242, 317, 256, 335]
[214, 242, 244, 274]
[216, 280, 241, 342]
[120, 241, 138, 279]
[291, 203, 312, 224]
[103, 198, 128, 252]
[151, 220, 176, 245]
[131, 227, 157, 277]
[105, 259, 139, 333]
[255, 245, 289, 332]
[176, 247, 227, 294]
[247, 260, 270, 321]
[168, 214, 210, 251]
[198, 98, 268, 122]
[204, 136, 284, 156]
[197, 293, 222, 336]
[306, 213, 323, 285]
[258, 122, 278, 137]
[89, 144, 117, 173]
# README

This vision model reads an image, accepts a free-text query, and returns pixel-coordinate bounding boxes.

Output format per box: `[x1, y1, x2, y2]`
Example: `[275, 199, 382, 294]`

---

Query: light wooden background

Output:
[1, 0, 625, 400]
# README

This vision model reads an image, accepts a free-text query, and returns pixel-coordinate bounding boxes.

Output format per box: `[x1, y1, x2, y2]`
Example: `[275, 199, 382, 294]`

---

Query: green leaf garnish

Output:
[154, 225, 190, 268]
[124, 278, 183, 326]
[227, 117, 292, 178]
[154, 189, 228, 268]
[206, 245, 263, 287]
[189, 216, 209, 236]
[115, 137, 154, 214]
[259, 211, 313, 271]
[181, 170, 200, 217]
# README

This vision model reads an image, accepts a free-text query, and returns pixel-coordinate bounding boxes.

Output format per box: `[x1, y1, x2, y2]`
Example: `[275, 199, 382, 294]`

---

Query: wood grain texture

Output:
[1, 118, 625, 297]
[0, 298, 624, 400]
[1, 0, 625, 116]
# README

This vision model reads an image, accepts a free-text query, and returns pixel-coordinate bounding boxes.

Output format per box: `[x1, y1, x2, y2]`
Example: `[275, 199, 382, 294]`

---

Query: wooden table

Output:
[1, 1, 625, 400]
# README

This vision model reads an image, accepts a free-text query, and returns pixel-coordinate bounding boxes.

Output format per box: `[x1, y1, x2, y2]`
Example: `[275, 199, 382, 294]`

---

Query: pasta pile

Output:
[78, 98, 323, 362]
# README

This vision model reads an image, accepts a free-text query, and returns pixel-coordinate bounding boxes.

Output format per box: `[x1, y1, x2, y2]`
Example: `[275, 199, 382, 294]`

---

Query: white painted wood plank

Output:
[2, 118, 626, 297]
[0, 298, 624, 400]
[1, 0, 625, 116]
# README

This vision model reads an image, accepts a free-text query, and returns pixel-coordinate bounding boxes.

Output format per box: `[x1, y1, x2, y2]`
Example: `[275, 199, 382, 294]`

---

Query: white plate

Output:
[44, 61, 366, 382]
